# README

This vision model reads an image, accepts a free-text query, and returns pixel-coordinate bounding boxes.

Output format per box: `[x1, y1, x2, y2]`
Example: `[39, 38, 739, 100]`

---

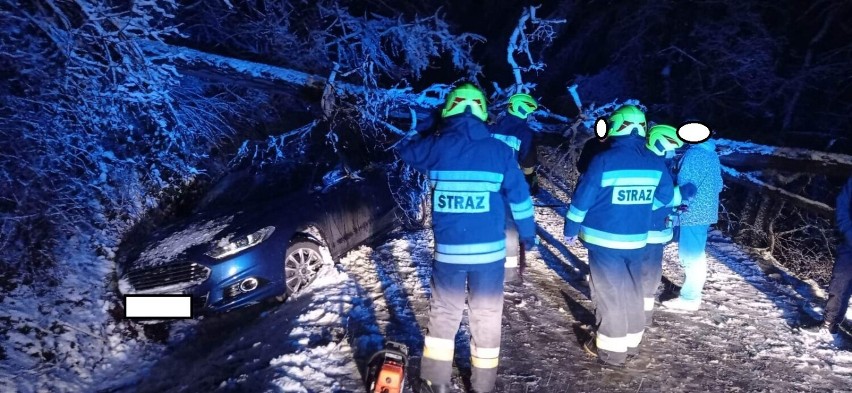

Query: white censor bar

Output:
[124, 295, 193, 319]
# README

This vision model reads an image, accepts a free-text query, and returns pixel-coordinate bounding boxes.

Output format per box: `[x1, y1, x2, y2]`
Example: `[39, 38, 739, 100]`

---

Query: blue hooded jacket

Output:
[564, 136, 675, 249]
[398, 113, 536, 264]
[677, 139, 723, 226]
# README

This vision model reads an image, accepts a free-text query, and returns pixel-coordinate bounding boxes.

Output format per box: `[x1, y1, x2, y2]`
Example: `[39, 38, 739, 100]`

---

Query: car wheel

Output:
[284, 239, 325, 296]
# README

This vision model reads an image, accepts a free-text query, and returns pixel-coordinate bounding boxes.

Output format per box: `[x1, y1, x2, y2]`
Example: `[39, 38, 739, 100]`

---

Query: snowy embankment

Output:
[0, 232, 149, 393]
[4, 146, 852, 393]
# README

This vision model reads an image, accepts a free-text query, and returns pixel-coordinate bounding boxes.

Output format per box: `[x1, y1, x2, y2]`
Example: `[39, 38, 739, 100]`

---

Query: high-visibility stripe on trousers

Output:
[421, 261, 504, 393]
[504, 212, 519, 268]
[504, 206, 521, 283]
[587, 245, 646, 365]
[641, 243, 665, 327]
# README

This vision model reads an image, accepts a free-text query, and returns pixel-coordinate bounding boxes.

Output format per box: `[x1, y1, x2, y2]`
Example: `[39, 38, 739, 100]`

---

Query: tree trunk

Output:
[716, 138, 852, 177]
[734, 189, 760, 245]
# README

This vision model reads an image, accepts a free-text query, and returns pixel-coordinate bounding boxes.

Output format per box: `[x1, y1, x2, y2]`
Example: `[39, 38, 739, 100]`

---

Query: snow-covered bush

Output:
[2, 0, 184, 277]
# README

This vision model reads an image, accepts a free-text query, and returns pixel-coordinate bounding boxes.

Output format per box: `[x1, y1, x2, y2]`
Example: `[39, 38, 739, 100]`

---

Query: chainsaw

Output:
[365, 341, 409, 393]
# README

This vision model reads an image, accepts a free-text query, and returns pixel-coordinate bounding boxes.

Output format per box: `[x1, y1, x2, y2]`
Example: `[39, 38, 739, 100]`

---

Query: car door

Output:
[317, 165, 397, 256]
[359, 165, 398, 239]
[314, 169, 373, 256]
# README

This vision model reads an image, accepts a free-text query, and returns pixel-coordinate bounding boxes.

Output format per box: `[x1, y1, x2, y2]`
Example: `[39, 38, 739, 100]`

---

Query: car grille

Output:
[125, 262, 210, 291]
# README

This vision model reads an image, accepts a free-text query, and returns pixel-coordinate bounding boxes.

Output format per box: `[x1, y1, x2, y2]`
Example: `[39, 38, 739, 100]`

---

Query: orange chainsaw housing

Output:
[372, 361, 404, 393]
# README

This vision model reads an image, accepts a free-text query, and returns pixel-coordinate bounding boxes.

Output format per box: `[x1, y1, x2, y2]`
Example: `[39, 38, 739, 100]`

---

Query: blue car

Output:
[116, 159, 424, 316]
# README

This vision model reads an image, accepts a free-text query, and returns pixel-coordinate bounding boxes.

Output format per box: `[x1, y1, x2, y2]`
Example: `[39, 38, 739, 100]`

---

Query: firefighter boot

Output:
[418, 379, 450, 393]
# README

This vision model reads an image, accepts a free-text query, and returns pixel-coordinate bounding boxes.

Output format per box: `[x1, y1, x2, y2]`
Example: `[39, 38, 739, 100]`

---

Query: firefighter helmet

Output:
[646, 124, 684, 157]
[441, 83, 488, 122]
[507, 93, 538, 119]
[607, 105, 647, 137]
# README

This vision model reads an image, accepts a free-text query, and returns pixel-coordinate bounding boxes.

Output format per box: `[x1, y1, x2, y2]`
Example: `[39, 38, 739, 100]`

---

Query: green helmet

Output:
[441, 83, 488, 122]
[607, 105, 647, 137]
[646, 124, 684, 156]
[507, 93, 538, 119]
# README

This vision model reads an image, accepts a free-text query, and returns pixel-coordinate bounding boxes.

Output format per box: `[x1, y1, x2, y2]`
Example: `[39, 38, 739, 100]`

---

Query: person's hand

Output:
[521, 236, 539, 251]
[564, 235, 578, 246]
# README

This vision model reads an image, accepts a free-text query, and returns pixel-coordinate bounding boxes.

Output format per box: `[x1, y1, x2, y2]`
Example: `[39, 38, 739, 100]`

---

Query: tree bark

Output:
[137, 40, 444, 106]
[715, 138, 852, 177]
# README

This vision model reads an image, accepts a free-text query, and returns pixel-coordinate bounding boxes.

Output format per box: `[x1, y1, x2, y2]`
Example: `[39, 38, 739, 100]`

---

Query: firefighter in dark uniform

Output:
[642, 124, 695, 326]
[397, 83, 537, 393]
[563, 105, 675, 367]
[490, 93, 539, 283]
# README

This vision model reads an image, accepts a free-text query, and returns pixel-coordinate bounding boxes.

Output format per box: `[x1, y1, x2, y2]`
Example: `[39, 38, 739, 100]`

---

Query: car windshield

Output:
[196, 162, 316, 211]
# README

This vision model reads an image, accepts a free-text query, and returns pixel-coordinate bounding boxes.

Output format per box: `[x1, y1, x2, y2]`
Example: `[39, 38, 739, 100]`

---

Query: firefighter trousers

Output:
[587, 244, 646, 365]
[641, 243, 665, 327]
[421, 260, 504, 392]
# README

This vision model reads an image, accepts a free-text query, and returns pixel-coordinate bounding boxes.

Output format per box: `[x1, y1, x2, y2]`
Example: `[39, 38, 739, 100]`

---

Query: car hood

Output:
[118, 193, 306, 275]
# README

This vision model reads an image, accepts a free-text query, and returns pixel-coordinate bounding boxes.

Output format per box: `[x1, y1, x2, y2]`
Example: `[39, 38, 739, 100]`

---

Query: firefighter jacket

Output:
[577, 137, 612, 175]
[489, 114, 535, 166]
[838, 178, 852, 248]
[677, 140, 723, 226]
[564, 136, 675, 250]
[399, 113, 536, 264]
[647, 158, 684, 245]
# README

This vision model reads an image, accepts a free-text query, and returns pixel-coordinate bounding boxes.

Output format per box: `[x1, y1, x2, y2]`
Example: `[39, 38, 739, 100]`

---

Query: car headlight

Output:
[205, 226, 275, 259]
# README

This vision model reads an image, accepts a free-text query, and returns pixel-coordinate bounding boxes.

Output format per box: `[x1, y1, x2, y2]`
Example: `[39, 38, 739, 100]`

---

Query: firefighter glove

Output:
[521, 236, 539, 251]
[564, 235, 578, 246]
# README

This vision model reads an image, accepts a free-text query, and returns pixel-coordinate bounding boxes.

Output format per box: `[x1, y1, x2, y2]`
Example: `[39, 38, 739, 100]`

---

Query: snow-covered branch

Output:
[715, 138, 852, 176]
[721, 166, 834, 218]
[504, 5, 565, 95]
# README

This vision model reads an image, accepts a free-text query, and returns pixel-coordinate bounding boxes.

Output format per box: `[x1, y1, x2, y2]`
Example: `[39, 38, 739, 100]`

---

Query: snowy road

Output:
[94, 149, 852, 393]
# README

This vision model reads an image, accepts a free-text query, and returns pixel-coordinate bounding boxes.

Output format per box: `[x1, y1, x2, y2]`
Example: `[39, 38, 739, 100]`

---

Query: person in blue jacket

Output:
[563, 105, 675, 367]
[661, 138, 723, 311]
[490, 93, 539, 283]
[642, 124, 696, 326]
[826, 178, 852, 334]
[397, 83, 537, 393]
[804, 178, 852, 335]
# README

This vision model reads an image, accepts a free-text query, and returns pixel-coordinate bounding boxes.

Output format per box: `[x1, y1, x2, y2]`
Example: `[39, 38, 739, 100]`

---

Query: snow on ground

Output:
[4, 146, 852, 393]
[0, 234, 148, 393]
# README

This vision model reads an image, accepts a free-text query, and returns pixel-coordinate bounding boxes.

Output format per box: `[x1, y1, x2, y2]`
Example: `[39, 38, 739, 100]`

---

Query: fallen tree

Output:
[720, 166, 834, 218]
[716, 138, 852, 177]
